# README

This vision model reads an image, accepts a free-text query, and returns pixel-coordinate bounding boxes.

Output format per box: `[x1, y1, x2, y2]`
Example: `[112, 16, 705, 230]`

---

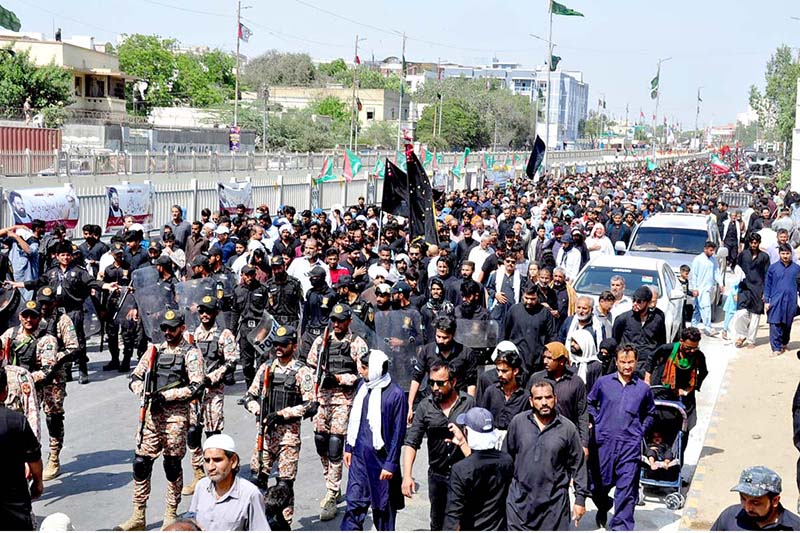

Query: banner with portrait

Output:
[484, 163, 512, 188]
[6, 185, 80, 232]
[217, 182, 253, 215]
[105, 183, 156, 233]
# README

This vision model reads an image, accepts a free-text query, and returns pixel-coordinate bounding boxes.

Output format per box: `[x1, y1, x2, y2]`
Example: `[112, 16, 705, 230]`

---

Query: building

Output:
[438, 59, 589, 149]
[0, 31, 135, 122]
[269, 86, 411, 125]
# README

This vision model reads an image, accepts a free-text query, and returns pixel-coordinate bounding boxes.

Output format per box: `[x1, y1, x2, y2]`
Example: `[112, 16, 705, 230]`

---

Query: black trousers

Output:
[428, 470, 450, 531]
[65, 308, 87, 373]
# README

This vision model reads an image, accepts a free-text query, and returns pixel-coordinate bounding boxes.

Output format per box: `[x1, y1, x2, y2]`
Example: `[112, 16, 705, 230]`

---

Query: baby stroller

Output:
[639, 386, 688, 510]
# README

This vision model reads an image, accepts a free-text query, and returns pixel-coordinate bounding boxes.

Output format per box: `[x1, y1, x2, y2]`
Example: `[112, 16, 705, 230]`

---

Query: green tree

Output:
[416, 98, 488, 150]
[242, 50, 316, 88]
[117, 34, 178, 109]
[172, 51, 235, 107]
[735, 121, 759, 148]
[318, 58, 347, 79]
[0, 47, 73, 119]
[359, 121, 395, 148]
[310, 96, 349, 123]
[749, 45, 800, 159]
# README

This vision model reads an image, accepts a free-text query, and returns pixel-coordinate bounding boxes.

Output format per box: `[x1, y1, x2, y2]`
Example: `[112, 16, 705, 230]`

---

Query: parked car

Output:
[573, 255, 686, 342]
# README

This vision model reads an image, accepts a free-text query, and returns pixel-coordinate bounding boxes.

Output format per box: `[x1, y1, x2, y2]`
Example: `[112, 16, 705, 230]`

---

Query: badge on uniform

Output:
[322, 298, 329, 308]
[276, 326, 287, 336]
[403, 316, 411, 328]
[302, 373, 313, 392]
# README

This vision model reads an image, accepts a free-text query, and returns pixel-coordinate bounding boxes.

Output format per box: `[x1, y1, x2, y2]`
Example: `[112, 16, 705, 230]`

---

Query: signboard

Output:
[217, 182, 253, 215]
[229, 126, 241, 152]
[105, 183, 155, 232]
[6, 185, 80, 232]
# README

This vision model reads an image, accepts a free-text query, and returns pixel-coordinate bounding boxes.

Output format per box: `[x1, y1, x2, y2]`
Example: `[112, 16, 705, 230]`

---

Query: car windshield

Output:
[630, 227, 707, 255]
[574, 266, 662, 297]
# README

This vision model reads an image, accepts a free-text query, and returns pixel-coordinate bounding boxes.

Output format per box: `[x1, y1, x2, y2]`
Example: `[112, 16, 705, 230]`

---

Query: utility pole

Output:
[261, 84, 269, 151]
[396, 32, 406, 152]
[349, 35, 366, 151]
[652, 56, 672, 159]
[694, 86, 703, 152]
[233, 0, 241, 127]
[544, 0, 554, 165]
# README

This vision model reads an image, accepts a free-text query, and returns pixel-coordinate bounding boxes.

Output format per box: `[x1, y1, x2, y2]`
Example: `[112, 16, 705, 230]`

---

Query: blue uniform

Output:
[341, 382, 407, 531]
[764, 260, 800, 352]
[587, 374, 655, 531]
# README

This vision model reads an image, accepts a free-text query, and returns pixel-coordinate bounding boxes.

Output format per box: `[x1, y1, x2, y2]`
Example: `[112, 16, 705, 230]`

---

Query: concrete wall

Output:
[61, 124, 256, 152]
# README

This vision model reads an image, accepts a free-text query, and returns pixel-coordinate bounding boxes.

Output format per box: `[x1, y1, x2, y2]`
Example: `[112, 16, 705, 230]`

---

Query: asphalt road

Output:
[31, 320, 733, 531]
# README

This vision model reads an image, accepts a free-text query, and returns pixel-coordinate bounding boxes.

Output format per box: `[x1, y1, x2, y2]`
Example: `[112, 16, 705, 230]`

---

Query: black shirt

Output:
[612, 308, 667, 375]
[413, 341, 477, 392]
[503, 303, 557, 373]
[711, 504, 800, 531]
[404, 392, 475, 476]
[443, 449, 514, 531]
[476, 378, 529, 431]
[0, 405, 41, 507]
[527, 368, 589, 447]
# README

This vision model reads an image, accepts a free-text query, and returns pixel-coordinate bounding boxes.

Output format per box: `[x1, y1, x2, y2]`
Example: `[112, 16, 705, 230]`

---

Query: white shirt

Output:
[468, 246, 492, 280]
[189, 476, 270, 531]
[287, 256, 330, 295]
[555, 246, 582, 281]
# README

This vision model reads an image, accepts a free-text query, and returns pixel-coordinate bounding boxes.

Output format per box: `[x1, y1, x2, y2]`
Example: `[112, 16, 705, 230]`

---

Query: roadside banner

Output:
[217, 181, 253, 215]
[105, 183, 155, 232]
[6, 184, 80, 232]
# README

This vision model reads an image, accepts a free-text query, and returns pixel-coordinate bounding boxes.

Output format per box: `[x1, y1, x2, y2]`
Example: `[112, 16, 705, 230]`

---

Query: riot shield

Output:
[0, 285, 20, 331]
[374, 309, 423, 391]
[349, 315, 376, 348]
[175, 278, 217, 332]
[131, 266, 159, 289]
[454, 319, 500, 349]
[133, 285, 176, 344]
[83, 297, 102, 337]
[212, 272, 236, 329]
[246, 311, 280, 358]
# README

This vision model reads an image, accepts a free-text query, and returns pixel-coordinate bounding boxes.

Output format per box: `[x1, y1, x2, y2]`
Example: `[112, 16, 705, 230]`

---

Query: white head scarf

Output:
[346, 350, 392, 450]
[570, 329, 600, 384]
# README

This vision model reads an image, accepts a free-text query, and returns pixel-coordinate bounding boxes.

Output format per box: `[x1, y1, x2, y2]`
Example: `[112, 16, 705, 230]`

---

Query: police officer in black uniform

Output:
[101, 248, 130, 371]
[265, 256, 303, 331]
[16, 241, 117, 384]
[232, 264, 268, 387]
[334, 274, 374, 330]
[299, 265, 336, 362]
[118, 230, 150, 372]
[124, 230, 150, 272]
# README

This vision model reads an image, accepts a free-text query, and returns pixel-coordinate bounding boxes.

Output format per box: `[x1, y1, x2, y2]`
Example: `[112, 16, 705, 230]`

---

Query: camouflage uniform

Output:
[186, 323, 237, 470]
[306, 328, 368, 494]
[3, 363, 41, 441]
[245, 356, 315, 523]
[126, 336, 204, 514]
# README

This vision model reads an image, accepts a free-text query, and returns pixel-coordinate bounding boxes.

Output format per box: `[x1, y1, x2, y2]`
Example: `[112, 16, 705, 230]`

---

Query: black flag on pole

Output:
[405, 145, 439, 245]
[380, 158, 409, 218]
[525, 135, 547, 179]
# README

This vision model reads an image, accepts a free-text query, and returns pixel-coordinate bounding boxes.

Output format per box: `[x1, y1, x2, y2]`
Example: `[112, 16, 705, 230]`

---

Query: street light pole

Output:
[652, 56, 672, 159]
[261, 84, 269, 151]
[233, 0, 241, 127]
[396, 32, 406, 152]
[349, 35, 366, 151]
[694, 86, 703, 152]
[544, 1, 554, 164]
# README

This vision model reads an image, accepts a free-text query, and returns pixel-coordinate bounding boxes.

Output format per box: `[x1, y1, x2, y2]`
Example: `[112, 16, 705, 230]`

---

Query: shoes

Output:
[182, 466, 206, 496]
[113, 505, 146, 531]
[721, 331, 728, 340]
[42, 453, 61, 481]
[773, 351, 783, 357]
[103, 360, 120, 371]
[319, 489, 339, 521]
[79, 371, 89, 384]
[224, 375, 236, 386]
[236, 397, 246, 406]
[595, 508, 608, 529]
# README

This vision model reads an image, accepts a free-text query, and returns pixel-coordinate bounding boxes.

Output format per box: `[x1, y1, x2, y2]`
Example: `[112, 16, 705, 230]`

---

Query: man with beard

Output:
[560, 295, 607, 349]
[272, 223, 297, 258]
[587, 345, 655, 530]
[767, 228, 799, 265]
[408, 316, 476, 424]
[612, 286, 666, 377]
[551, 268, 572, 332]
[690, 241, 720, 335]
[503, 380, 587, 530]
[402, 361, 475, 531]
[336, 275, 374, 329]
[429, 257, 461, 307]
[182, 296, 238, 496]
[420, 279, 454, 344]
[265, 256, 303, 331]
[504, 283, 557, 374]
[487, 255, 524, 327]
[288, 237, 330, 296]
[455, 224, 478, 266]
[537, 267, 559, 313]
[306, 304, 369, 521]
[570, 227, 591, 271]
[734, 233, 770, 348]
[162, 205, 191, 251]
[454, 279, 488, 321]
[407, 244, 428, 290]
[605, 210, 631, 251]
[231, 265, 268, 387]
[79, 224, 109, 278]
[569, 330, 603, 393]
[9, 191, 32, 225]
[764, 244, 800, 356]
[115, 310, 204, 530]
[299, 266, 336, 362]
[711, 467, 800, 531]
[476, 345, 527, 435]
[185, 221, 209, 266]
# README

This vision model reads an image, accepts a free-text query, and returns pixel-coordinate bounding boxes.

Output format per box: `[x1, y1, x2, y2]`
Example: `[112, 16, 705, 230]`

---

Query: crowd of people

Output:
[3, 152, 800, 531]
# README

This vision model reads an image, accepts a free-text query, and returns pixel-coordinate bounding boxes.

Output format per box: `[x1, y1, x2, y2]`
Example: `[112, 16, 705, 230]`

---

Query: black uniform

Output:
[231, 279, 268, 385]
[265, 274, 303, 330]
[299, 285, 336, 362]
[101, 261, 131, 365]
[79, 240, 109, 278]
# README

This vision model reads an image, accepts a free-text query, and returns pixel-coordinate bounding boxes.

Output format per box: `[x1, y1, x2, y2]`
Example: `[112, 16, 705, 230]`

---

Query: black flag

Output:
[525, 135, 546, 179]
[380, 158, 409, 218]
[405, 146, 439, 245]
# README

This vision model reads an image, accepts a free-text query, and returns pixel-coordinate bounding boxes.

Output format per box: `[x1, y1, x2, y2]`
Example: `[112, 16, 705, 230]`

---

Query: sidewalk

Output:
[681, 321, 800, 530]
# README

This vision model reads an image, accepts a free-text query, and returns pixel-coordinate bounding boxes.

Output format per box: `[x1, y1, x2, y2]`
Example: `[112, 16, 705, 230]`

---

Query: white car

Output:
[572, 255, 686, 342]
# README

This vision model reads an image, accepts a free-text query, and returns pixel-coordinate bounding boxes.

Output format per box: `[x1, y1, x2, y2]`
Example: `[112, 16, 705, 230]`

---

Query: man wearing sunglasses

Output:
[183, 296, 239, 497]
[306, 304, 369, 521]
[117, 309, 205, 531]
[245, 325, 316, 526]
[611, 286, 666, 378]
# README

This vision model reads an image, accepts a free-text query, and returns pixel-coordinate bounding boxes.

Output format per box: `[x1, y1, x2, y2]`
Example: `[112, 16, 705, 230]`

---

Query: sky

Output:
[5, 0, 800, 129]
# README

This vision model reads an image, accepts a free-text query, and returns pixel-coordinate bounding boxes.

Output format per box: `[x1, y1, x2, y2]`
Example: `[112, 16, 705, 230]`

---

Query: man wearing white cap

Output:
[189, 434, 270, 531]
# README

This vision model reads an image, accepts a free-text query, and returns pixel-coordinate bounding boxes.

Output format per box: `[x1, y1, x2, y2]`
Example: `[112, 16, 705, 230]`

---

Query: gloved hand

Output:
[149, 392, 167, 407]
[321, 374, 339, 388]
[263, 412, 283, 428]
[303, 401, 319, 419]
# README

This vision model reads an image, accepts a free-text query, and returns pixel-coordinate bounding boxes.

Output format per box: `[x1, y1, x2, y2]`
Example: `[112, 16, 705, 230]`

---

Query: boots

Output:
[119, 352, 132, 373]
[181, 466, 205, 495]
[114, 505, 146, 531]
[42, 452, 61, 481]
[319, 489, 339, 521]
[162, 504, 178, 530]
[103, 350, 120, 371]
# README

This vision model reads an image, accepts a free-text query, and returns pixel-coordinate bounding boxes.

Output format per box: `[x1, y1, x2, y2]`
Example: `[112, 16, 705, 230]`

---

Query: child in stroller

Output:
[645, 430, 678, 471]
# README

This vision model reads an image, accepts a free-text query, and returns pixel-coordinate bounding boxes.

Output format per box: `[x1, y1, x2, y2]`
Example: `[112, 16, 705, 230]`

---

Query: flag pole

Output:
[694, 86, 702, 152]
[652, 57, 671, 160]
[396, 32, 406, 152]
[544, 0, 553, 166]
[234, 0, 241, 128]
[349, 34, 360, 151]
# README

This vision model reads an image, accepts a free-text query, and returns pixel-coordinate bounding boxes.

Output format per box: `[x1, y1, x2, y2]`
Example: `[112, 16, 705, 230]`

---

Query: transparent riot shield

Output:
[0, 285, 20, 331]
[131, 266, 159, 289]
[349, 314, 376, 347]
[175, 278, 217, 332]
[83, 297, 102, 337]
[211, 272, 236, 330]
[454, 319, 500, 349]
[133, 285, 176, 344]
[247, 311, 280, 358]
[374, 309, 423, 391]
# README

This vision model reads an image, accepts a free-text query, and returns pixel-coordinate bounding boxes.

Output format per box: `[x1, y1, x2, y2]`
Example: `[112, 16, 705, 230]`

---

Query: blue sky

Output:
[6, 0, 799, 128]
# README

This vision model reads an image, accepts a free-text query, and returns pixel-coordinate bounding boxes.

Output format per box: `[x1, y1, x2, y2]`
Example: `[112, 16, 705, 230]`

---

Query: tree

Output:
[0, 47, 73, 118]
[310, 96, 350, 123]
[359, 121, 395, 148]
[117, 34, 178, 110]
[172, 51, 235, 107]
[242, 50, 316, 88]
[749, 45, 800, 159]
[735, 121, 759, 148]
[416, 98, 488, 150]
[317, 58, 347, 79]
[579, 110, 607, 145]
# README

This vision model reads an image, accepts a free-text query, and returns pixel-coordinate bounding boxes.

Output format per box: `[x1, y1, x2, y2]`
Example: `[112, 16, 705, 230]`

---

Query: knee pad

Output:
[328, 434, 344, 463]
[314, 432, 330, 458]
[187, 425, 203, 449]
[133, 455, 154, 482]
[205, 430, 221, 438]
[277, 478, 295, 502]
[46, 414, 65, 440]
[163, 456, 183, 482]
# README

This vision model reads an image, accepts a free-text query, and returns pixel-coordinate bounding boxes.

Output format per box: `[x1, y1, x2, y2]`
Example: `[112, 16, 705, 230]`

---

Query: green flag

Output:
[372, 158, 385, 178]
[423, 149, 433, 170]
[650, 69, 659, 100]
[646, 157, 658, 171]
[395, 150, 407, 172]
[315, 156, 337, 183]
[0, 4, 20, 31]
[550, 55, 562, 71]
[552, 1, 584, 17]
[342, 149, 362, 181]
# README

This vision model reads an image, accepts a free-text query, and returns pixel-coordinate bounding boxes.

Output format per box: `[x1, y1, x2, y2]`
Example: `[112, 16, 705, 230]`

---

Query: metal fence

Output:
[0, 150, 706, 235]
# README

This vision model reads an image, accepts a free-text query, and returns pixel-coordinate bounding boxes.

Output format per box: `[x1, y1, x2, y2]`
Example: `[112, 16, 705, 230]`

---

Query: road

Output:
[31, 321, 734, 531]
